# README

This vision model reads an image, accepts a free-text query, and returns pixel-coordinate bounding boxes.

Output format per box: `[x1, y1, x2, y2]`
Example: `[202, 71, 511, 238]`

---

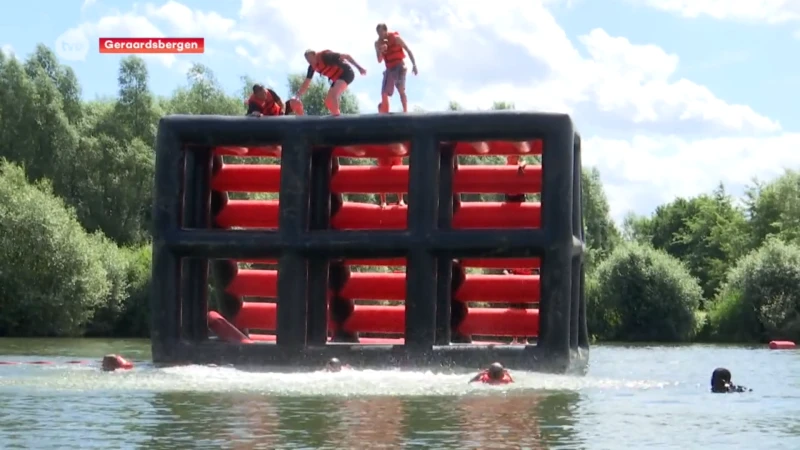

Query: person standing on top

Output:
[294, 49, 366, 116]
[375, 23, 418, 113]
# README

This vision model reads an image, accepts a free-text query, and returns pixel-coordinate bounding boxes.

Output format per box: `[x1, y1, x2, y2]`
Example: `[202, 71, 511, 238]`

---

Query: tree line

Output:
[0, 44, 798, 343]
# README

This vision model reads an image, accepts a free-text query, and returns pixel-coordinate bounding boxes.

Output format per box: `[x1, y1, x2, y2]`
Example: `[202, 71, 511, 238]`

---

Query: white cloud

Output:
[633, 0, 800, 24]
[1, 44, 15, 59]
[585, 133, 800, 220]
[82, 0, 97, 10]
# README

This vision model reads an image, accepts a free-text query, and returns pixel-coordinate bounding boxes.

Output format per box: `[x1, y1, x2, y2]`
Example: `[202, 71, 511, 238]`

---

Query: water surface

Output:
[0, 339, 798, 449]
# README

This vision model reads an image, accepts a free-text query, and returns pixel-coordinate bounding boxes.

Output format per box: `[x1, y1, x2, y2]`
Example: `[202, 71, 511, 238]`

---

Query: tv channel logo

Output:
[55, 28, 89, 61]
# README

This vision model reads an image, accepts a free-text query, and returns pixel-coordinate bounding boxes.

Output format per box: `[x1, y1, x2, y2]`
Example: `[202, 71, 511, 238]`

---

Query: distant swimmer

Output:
[325, 357, 351, 373]
[711, 367, 750, 393]
[469, 362, 514, 385]
[101, 354, 134, 372]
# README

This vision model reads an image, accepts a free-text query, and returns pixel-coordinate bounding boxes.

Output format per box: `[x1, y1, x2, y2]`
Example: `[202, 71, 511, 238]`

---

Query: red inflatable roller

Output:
[237, 302, 537, 337]
[228, 270, 406, 300]
[332, 202, 541, 230]
[248, 334, 409, 345]
[458, 308, 539, 337]
[215, 200, 279, 229]
[227, 269, 278, 297]
[769, 340, 796, 350]
[333, 143, 409, 158]
[342, 305, 405, 334]
[215, 146, 281, 157]
[240, 257, 540, 269]
[216, 201, 540, 230]
[457, 274, 540, 303]
[235, 302, 277, 330]
[454, 140, 542, 156]
[330, 165, 542, 194]
[213, 164, 542, 194]
[208, 311, 254, 344]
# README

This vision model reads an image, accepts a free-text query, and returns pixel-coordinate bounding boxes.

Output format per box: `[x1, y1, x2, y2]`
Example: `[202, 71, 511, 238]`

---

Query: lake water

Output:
[0, 339, 798, 449]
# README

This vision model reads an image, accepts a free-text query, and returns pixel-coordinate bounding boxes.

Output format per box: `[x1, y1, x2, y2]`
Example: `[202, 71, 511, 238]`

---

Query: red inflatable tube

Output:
[227, 270, 540, 303]
[212, 164, 542, 194]
[215, 146, 281, 157]
[215, 200, 541, 230]
[458, 274, 540, 303]
[213, 141, 540, 159]
[454, 140, 542, 156]
[208, 311, 254, 344]
[235, 302, 539, 337]
[240, 257, 540, 269]
[227, 269, 278, 297]
[769, 340, 796, 350]
[458, 308, 539, 337]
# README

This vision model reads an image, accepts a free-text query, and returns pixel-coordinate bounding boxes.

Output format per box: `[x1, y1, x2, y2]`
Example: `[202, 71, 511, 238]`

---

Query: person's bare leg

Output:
[326, 80, 348, 116]
[398, 88, 408, 113]
[379, 193, 387, 207]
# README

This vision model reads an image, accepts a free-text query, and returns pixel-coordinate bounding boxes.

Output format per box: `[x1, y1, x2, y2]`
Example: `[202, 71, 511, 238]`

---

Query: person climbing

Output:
[101, 354, 134, 372]
[325, 357, 351, 372]
[710, 367, 750, 393]
[469, 362, 514, 385]
[295, 49, 366, 116]
[375, 23, 418, 113]
[246, 84, 284, 117]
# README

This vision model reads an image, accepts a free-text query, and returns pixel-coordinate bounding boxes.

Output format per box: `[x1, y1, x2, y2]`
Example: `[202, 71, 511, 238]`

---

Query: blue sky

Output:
[2, 0, 799, 222]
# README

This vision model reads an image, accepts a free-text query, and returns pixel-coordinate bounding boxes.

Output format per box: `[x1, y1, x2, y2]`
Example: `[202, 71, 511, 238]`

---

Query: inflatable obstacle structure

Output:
[150, 111, 588, 373]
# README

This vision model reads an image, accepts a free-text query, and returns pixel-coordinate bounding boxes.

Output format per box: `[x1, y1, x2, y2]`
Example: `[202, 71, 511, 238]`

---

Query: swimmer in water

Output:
[711, 367, 750, 393]
[325, 357, 351, 372]
[469, 362, 514, 385]
[101, 354, 134, 372]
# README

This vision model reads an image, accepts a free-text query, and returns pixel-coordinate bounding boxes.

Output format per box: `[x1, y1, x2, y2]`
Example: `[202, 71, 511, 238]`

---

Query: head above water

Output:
[376, 23, 389, 39]
[487, 362, 505, 380]
[326, 357, 343, 372]
[711, 367, 732, 392]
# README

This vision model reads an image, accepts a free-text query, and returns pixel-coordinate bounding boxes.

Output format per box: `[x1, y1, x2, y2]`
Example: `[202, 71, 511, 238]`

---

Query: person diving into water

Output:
[469, 362, 514, 385]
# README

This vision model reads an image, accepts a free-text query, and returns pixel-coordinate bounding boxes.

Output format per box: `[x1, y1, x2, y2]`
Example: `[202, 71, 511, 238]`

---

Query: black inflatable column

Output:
[435, 144, 456, 345]
[181, 146, 212, 342]
[329, 259, 358, 342]
[450, 261, 470, 343]
[307, 148, 334, 345]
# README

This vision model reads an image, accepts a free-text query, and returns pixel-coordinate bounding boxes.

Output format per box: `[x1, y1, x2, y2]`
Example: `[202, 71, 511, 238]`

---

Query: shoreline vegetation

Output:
[1, 45, 799, 344]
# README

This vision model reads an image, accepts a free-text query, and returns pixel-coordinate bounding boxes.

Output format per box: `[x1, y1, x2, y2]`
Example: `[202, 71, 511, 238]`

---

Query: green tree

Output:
[166, 63, 243, 115]
[745, 170, 800, 247]
[708, 239, 800, 342]
[0, 161, 110, 336]
[624, 187, 748, 300]
[587, 243, 702, 342]
[582, 168, 620, 269]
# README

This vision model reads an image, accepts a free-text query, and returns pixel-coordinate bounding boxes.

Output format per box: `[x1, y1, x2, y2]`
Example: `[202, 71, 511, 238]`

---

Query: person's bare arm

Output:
[296, 65, 314, 97]
[341, 53, 366, 74]
[396, 36, 418, 73]
[374, 40, 385, 63]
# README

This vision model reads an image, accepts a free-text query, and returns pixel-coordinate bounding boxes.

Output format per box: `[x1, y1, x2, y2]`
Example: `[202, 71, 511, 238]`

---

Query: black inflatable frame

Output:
[150, 111, 589, 373]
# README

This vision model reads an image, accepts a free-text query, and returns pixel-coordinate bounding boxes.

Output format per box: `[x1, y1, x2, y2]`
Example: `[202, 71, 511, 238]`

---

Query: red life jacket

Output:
[248, 93, 281, 116]
[383, 32, 406, 69]
[313, 50, 345, 81]
[477, 370, 514, 385]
